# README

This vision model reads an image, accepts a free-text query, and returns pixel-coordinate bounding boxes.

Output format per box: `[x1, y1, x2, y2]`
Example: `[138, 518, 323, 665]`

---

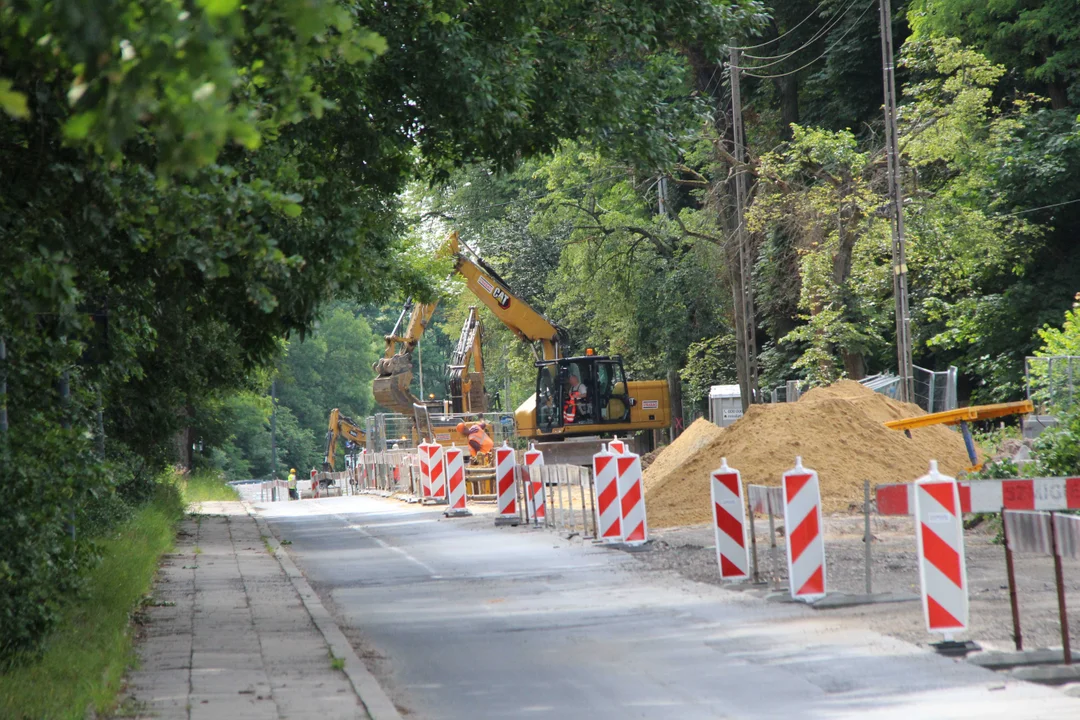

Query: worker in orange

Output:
[456, 419, 494, 464]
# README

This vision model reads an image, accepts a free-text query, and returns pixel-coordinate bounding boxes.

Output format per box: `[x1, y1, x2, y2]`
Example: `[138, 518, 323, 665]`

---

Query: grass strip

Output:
[0, 492, 181, 720]
[179, 469, 240, 503]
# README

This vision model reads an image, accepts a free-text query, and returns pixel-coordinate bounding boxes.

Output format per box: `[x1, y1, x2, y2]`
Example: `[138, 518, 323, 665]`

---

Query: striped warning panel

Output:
[495, 442, 517, 522]
[443, 445, 470, 517]
[711, 459, 749, 581]
[914, 463, 968, 634]
[524, 444, 546, 521]
[782, 458, 826, 602]
[593, 446, 621, 542]
[617, 453, 647, 545]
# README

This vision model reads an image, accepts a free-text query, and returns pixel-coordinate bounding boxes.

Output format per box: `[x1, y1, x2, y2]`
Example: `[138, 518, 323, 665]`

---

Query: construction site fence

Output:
[1026, 355, 1080, 413]
[765, 366, 956, 413]
[351, 449, 422, 496]
[523, 464, 597, 538]
[259, 479, 290, 502]
[362, 411, 518, 451]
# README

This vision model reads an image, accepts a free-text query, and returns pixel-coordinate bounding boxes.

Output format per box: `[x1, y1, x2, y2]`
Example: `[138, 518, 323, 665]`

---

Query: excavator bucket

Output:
[372, 353, 420, 415]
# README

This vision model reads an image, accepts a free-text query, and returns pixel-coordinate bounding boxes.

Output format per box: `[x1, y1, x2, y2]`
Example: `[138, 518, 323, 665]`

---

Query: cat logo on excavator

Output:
[477, 276, 511, 310]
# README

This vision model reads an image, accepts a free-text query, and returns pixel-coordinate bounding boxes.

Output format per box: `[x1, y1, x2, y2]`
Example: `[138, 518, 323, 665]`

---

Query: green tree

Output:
[911, 0, 1080, 109]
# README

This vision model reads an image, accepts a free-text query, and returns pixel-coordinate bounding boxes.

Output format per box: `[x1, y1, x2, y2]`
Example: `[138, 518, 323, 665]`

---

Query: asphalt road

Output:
[258, 495, 1080, 719]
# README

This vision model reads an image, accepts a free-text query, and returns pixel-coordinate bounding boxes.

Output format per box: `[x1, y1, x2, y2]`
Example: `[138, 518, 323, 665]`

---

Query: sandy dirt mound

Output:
[640, 419, 723, 492]
[644, 380, 976, 527]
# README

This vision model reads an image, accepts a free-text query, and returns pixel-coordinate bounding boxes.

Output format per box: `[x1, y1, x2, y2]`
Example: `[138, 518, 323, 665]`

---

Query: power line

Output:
[999, 197, 1080, 217]
[741, 0, 861, 65]
[729, 0, 832, 51]
[742, 0, 876, 80]
[428, 173, 623, 220]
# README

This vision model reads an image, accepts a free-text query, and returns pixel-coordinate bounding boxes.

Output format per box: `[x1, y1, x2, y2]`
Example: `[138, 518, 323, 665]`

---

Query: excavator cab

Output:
[535, 356, 633, 432]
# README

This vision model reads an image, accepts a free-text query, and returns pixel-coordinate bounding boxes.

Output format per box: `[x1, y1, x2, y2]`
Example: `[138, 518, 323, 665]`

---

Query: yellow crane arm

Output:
[449, 232, 562, 361]
[883, 400, 1034, 431]
[323, 408, 367, 471]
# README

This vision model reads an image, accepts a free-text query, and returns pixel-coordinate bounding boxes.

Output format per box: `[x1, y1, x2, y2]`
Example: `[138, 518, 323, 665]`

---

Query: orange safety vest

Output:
[563, 391, 580, 424]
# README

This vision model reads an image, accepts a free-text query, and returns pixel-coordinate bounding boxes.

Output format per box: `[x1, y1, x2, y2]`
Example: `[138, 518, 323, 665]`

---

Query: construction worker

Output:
[456, 420, 494, 464]
[288, 468, 298, 500]
[563, 373, 587, 424]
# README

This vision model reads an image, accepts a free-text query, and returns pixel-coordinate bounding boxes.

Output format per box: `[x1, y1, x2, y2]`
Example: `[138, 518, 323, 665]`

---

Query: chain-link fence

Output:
[1025, 356, 1080, 413]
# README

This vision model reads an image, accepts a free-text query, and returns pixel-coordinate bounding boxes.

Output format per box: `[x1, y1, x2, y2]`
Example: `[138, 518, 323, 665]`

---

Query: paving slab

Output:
[123, 504, 373, 719]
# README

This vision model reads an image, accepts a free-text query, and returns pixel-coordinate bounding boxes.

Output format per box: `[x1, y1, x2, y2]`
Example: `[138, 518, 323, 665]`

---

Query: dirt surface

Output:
[643, 380, 976, 526]
[631, 513, 1080, 653]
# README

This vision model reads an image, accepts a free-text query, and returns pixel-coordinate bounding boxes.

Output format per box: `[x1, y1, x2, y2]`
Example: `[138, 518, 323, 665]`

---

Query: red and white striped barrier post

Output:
[616, 448, 648, 545]
[443, 444, 471, 517]
[608, 437, 627, 455]
[593, 444, 621, 542]
[711, 458, 750, 581]
[914, 461, 968, 636]
[782, 457, 826, 602]
[417, 440, 433, 500]
[523, 443, 546, 524]
[495, 441, 519, 526]
[425, 443, 447, 504]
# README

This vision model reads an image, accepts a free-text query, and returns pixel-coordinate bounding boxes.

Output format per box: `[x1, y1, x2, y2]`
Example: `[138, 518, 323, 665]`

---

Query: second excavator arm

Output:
[323, 408, 367, 471]
[447, 306, 486, 414]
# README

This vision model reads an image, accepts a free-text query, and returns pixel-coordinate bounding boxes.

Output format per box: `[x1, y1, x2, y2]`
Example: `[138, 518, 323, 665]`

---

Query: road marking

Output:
[333, 514, 442, 578]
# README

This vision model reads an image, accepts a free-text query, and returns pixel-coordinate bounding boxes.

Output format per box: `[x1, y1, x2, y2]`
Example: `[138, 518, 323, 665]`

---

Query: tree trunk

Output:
[667, 368, 684, 440]
[1047, 81, 1069, 110]
[842, 351, 867, 380]
[775, 75, 800, 140]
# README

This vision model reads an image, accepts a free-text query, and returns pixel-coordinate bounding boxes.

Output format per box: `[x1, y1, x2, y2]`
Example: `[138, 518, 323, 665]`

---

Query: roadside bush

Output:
[1032, 407, 1080, 477]
[0, 423, 105, 664]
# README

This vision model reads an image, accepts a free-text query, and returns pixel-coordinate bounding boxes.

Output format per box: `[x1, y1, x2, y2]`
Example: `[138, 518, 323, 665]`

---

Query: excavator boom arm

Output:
[323, 408, 367, 471]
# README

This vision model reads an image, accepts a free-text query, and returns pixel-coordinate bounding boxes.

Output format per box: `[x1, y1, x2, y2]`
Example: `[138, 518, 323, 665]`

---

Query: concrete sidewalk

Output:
[124, 501, 386, 720]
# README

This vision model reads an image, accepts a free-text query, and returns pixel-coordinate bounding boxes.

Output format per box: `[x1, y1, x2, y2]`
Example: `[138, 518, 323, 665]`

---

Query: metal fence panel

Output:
[1004, 510, 1055, 555]
[1054, 514, 1080, 560]
[748, 485, 783, 516]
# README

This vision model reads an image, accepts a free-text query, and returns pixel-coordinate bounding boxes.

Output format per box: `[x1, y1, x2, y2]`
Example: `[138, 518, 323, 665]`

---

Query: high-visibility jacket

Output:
[288, 472, 297, 489]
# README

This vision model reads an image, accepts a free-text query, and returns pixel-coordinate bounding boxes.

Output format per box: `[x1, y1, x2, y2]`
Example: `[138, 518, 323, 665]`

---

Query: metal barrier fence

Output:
[531, 464, 596, 538]
[1026, 355, 1080, 412]
[362, 410, 519, 451]
[354, 449, 420, 495]
[746, 484, 785, 584]
[1001, 509, 1080, 660]
[259, 479, 289, 502]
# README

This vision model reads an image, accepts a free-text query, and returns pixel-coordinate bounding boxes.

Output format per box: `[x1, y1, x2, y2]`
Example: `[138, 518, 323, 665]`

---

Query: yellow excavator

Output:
[372, 231, 670, 462]
[322, 407, 367, 471]
[447, 306, 487, 414]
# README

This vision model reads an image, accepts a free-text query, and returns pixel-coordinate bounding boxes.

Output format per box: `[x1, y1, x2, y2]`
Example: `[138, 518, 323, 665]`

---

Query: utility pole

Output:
[729, 47, 760, 409]
[878, 0, 914, 402]
[270, 378, 278, 479]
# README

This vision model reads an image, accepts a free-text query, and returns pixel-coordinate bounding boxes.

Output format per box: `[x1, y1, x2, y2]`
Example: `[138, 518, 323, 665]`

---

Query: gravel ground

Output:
[632, 513, 1080, 653]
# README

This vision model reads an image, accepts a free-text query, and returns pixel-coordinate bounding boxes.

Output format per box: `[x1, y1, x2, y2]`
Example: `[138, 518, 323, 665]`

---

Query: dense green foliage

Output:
[420, 0, 1080, 419]
[2, 0, 762, 660]
[7, 0, 1080, 666]
[0, 477, 183, 719]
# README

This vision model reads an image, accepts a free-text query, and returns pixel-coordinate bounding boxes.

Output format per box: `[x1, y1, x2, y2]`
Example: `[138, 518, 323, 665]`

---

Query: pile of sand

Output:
[643, 380, 976, 527]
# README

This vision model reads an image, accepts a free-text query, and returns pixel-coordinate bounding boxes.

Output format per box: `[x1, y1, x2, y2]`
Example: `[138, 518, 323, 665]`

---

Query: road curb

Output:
[243, 502, 403, 720]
